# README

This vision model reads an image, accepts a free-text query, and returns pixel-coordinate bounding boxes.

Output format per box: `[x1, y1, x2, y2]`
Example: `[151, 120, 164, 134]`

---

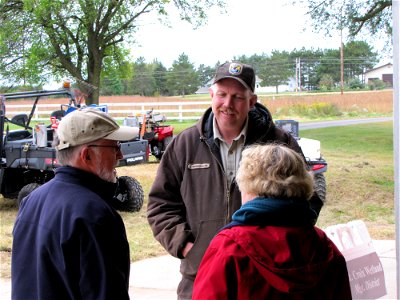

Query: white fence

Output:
[5, 101, 211, 122]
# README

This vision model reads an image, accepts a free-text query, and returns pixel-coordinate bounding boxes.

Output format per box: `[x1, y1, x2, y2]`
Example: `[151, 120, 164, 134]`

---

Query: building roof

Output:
[365, 63, 393, 74]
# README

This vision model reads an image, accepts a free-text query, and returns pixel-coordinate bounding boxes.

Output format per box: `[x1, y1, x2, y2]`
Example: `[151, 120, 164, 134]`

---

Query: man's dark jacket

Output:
[12, 166, 130, 300]
[147, 103, 324, 299]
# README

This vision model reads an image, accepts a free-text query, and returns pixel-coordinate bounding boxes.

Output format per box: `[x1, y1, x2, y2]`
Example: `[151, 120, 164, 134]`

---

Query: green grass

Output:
[301, 122, 394, 235]
[0, 121, 395, 279]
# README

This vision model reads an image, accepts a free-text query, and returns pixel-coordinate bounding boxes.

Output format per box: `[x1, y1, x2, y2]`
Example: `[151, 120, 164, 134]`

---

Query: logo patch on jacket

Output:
[188, 163, 210, 169]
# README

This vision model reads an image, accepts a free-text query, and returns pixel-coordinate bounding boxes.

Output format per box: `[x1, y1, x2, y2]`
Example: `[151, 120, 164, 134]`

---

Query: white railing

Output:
[5, 101, 211, 122]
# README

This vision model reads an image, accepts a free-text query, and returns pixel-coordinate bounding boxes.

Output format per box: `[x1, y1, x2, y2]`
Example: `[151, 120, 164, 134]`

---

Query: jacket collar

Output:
[55, 166, 118, 201]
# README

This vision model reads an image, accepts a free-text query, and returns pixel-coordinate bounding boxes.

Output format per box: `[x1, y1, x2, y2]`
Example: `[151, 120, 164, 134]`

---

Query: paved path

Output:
[300, 117, 393, 130]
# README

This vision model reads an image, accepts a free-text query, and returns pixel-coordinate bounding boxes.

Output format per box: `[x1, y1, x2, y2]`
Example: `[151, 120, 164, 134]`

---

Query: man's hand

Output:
[181, 242, 194, 258]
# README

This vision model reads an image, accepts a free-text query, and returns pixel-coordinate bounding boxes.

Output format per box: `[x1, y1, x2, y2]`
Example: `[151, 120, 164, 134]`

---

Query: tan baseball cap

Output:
[56, 107, 139, 150]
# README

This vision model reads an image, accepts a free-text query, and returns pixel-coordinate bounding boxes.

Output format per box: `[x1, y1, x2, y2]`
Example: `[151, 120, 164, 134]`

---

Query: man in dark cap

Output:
[147, 62, 324, 299]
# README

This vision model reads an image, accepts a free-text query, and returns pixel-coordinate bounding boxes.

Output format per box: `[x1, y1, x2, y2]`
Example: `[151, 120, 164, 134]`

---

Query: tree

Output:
[292, 0, 392, 39]
[151, 60, 169, 96]
[258, 50, 294, 93]
[0, 0, 225, 104]
[101, 48, 133, 95]
[197, 64, 215, 87]
[130, 57, 156, 96]
[166, 53, 200, 96]
[343, 40, 378, 79]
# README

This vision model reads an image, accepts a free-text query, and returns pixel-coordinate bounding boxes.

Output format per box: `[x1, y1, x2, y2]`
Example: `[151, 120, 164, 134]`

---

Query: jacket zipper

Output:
[203, 136, 231, 223]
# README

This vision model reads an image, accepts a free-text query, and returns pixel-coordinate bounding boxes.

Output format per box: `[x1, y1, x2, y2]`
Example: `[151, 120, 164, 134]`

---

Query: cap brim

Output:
[104, 126, 139, 141]
[213, 76, 252, 92]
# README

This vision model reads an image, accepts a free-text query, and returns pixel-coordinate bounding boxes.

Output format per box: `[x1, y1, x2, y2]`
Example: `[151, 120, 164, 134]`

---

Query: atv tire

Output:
[18, 183, 41, 207]
[314, 173, 326, 203]
[163, 136, 173, 151]
[154, 136, 173, 161]
[111, 176, 144, 212]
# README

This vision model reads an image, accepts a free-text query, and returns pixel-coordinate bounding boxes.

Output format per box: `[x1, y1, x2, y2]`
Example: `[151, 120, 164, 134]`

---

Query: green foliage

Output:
[319, 74, 335, 90]
[368, 79, 387, 90]
[292, 0, 392, 40]
[197, 64, 215, 87]
[130, 57, 157, 96]
[166, 53, 200, 96]
[347, 77, 365, 90]
[258, 50, 293, 93]
[0, 0, 226, 103]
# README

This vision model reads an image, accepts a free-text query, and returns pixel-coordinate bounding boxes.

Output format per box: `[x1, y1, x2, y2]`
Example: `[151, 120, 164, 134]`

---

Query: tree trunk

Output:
[86, 57, 102, 105]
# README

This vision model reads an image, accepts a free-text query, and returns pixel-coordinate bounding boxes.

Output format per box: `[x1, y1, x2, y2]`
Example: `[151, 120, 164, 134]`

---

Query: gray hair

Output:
[236, 144, 314, 200]
[53, 135, 83, 166]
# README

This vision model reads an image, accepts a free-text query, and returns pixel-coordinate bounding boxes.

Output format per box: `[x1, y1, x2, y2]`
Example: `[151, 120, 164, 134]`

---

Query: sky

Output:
[130, 0, 391, 68]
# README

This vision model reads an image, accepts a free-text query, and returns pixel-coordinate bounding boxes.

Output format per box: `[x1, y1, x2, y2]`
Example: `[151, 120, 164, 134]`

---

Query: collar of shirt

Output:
[213, 117, 248, 145]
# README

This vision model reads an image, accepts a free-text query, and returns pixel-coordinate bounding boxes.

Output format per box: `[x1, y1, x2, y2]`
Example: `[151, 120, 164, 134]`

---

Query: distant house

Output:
[364, 63, 393, 87]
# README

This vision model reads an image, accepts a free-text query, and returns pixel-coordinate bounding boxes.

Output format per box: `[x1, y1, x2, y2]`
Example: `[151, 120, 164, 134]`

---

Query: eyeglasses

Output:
[87, 142, 121, 152]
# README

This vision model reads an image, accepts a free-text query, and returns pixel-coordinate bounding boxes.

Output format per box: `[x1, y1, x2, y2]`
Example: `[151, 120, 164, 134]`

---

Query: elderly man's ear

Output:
[78, 147, 92, 164]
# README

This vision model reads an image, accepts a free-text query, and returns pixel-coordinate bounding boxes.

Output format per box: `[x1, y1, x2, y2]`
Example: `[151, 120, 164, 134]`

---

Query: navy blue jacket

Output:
[12, 166, 130, 300]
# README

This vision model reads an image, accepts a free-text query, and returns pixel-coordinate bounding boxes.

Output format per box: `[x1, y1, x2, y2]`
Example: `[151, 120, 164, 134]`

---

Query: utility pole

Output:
[295, 58, 298, 92]
[339, 0, 345, 95]
[340, 28, 344, 95]
[295, 57, 301, 92]
[299, 58, 301, 92]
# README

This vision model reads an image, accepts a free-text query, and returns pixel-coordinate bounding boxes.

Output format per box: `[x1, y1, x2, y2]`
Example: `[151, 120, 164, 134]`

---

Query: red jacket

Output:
[193, 225, 352, 300]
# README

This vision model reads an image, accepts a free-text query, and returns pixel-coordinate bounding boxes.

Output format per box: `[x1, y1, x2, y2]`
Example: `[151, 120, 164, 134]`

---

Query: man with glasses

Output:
[12, 108, 137, 300]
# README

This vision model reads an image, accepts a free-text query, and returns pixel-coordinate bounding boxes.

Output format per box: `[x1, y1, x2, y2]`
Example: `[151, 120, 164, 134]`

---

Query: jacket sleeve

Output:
[147, 138, 194, 258]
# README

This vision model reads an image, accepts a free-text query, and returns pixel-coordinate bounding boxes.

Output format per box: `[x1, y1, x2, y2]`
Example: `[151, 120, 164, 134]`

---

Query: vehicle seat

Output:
[6, 130, 32, 141]
[11, 114, 29, 128]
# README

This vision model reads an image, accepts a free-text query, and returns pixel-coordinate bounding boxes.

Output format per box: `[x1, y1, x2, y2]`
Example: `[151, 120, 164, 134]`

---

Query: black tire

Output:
[111, 176, 144, 212]
[17, 183, 41, 207]
[314, 173, 327, 203]
[154, 136, 173, 161]
[162, 136, 173, 151]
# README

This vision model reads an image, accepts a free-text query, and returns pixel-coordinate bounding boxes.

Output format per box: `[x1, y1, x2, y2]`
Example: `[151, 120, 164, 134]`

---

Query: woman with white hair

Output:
[193, 144, 351, 300]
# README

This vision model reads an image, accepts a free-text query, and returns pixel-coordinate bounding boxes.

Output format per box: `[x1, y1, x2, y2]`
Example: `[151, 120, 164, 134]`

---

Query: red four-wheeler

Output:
[124, 109, 174, 160]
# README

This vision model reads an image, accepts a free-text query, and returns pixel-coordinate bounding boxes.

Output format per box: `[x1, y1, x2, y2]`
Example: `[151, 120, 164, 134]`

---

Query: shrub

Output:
[280, 102, 342, 119]
[368, 79, 387, 90]
[319, 74, 334, 90]
[347, 78, 365, 90]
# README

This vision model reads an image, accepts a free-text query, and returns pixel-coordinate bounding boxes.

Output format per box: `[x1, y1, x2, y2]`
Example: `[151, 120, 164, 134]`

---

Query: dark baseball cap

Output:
[212, 62, 256, 92]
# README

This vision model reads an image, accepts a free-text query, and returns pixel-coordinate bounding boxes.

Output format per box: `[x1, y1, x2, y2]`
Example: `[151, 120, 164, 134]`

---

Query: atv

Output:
[124, 109, 174, 160]
[275, 119, 327, 203]
[0, 85, 148, 212]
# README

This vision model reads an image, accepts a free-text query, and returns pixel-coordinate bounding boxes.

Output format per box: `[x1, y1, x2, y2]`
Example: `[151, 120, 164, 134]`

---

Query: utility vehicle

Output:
[0, 85, 148, 212]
